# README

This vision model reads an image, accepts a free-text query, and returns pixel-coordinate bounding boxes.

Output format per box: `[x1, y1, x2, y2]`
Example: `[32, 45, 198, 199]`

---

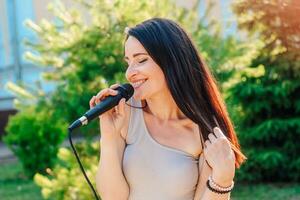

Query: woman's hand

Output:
[203, 127, 236, 187]
[89, 83, 128, 139]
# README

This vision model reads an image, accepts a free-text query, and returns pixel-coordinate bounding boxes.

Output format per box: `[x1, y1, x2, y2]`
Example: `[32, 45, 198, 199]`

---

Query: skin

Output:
[93, 36, 236, 199]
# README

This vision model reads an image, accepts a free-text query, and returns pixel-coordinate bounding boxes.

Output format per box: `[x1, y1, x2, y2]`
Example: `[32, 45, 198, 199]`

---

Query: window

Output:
[0, 0, 35, 69]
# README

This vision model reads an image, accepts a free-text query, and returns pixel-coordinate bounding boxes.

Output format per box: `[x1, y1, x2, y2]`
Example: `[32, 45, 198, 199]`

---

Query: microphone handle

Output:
[84, 93, 123, 121]
[68, 93, 123, 131]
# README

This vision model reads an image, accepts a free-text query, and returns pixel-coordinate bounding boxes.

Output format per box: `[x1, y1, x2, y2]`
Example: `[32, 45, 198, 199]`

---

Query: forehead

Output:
[124, 36, 147, 55]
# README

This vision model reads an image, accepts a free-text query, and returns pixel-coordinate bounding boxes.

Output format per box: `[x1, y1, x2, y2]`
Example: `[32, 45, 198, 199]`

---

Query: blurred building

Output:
[0, 0, 236, 138]
[0, 0, 52, 137]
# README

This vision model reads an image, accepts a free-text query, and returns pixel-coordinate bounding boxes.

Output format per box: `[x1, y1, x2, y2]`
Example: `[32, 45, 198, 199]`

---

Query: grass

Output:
[232, 182, 300, 200]
[0, 160, 300, 200]
[0, 160, 43, 200]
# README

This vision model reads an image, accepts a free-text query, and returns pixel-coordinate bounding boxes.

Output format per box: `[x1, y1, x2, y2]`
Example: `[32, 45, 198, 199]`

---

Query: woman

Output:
[92, 18, 246, 200]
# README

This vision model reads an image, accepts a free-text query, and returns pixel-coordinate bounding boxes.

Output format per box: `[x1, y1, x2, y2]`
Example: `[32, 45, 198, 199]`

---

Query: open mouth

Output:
[132, 79, 147, 89]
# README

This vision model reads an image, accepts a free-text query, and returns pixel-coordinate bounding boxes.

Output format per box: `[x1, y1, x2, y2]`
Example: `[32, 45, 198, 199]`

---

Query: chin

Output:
[133, 94, 144, 101]
[133, 90, 147, 101]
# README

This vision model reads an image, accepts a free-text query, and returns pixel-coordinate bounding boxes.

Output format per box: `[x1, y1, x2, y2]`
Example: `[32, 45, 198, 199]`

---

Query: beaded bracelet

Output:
[206, 175, 234, 194]
[209, 175, 235, 191]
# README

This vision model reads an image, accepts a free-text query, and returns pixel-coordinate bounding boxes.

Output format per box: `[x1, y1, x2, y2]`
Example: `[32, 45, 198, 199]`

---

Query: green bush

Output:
[231, 0, 300, 182]
[34, 141, 99, 200]
[4, 107, 67, 177]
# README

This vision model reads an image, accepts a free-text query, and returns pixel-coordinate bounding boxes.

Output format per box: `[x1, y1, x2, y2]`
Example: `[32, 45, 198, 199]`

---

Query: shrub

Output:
[4, 106, 67, 177]
[34, 141, 99, 200]
[231, 0, 300, 182]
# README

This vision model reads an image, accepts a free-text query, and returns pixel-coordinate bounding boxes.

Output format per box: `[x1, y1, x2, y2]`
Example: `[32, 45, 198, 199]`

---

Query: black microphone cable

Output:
[68, 128, 100, 200]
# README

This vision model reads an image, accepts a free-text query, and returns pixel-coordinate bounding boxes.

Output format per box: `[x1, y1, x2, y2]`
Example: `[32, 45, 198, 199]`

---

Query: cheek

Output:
[128, 61, 168, 99]
[133, 80, 164, 100]
[152, 67, 168, 88]
[146, 69, 168, 93]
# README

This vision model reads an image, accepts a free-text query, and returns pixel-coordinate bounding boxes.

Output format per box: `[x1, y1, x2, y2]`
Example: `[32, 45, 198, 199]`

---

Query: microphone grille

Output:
[119, 83, 134, 100]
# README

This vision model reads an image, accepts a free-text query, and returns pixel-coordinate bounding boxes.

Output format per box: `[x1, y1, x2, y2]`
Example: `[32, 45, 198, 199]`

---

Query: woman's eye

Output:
[139, 58, 148, 63]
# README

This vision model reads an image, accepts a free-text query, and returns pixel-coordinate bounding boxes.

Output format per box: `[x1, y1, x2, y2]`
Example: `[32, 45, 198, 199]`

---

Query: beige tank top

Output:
[122, 97, 200, 200]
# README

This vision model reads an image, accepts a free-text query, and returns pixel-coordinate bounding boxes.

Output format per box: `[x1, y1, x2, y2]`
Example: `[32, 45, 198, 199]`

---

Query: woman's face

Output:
[124, 36, 169, 100]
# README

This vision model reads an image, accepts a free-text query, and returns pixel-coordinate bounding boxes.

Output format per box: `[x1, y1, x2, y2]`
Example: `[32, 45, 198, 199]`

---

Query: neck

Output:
[142, 90, 188, 124]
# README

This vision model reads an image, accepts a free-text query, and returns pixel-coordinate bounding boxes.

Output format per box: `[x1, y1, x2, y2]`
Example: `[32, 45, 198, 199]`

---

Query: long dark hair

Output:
[125, 18, 246, 167]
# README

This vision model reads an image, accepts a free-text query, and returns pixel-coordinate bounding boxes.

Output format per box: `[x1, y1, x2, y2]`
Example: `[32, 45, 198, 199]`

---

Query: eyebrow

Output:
[124, 53, 148, 60]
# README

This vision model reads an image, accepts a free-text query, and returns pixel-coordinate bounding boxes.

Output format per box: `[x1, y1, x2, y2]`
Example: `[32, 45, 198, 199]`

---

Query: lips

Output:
[131, 79, 147, 89]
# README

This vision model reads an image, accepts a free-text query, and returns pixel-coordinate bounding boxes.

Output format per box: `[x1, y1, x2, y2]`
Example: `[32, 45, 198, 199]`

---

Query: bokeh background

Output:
[0, 0, 300, 199]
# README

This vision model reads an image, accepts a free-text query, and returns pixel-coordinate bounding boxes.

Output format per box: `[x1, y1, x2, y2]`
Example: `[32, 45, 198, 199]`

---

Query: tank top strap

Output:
[125, 97, 144, 144]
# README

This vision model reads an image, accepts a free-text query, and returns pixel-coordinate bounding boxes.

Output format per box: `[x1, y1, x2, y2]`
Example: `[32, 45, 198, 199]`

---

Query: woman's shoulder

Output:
[121, 97, 147, 144]
[120, 97, 143, 141]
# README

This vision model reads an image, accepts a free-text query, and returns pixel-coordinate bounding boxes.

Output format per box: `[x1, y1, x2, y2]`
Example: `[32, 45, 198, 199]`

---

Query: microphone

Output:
[68, 83, 134, 131]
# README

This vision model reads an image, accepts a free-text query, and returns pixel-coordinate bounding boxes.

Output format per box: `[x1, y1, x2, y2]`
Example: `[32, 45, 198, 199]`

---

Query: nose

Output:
[125, 64, 138, 81]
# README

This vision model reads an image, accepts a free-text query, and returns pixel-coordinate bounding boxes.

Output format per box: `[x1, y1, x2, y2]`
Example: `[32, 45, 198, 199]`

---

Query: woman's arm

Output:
[194, 127, 235, 200]
[201, 178, 232, 200]
[93, 84, 131, 200]
[194, 158, 232, 200]
[96, 132, 129, 200]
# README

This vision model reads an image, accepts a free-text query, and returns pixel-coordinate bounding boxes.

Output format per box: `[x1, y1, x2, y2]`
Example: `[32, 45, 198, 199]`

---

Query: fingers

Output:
[96, 88, 118, 99]
[95, 88, 118, 104]
[110, 83, 120, 89]
[204, 140, 211, 148]
[213, 127, 226, 138]
[118, 98, 126, 115]
[204, 127, 231, 153]
[89, 96, 96, 109]
[89, 84, 120, 108]
[204, 132, 216, 148]
[208, 133, 217, 143]
[204, 127, 224, 148]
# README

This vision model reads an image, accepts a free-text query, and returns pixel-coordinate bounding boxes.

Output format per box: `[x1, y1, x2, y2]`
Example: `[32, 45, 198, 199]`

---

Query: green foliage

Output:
[232, 0, 300, 77]
[34, 141, 99, 200]
[231, 0, 300, 182]
[194, 30, 262, 94]
[231, 74, 300, 182]
[4, 106, 67, 177]
[191, 1, 263, 95]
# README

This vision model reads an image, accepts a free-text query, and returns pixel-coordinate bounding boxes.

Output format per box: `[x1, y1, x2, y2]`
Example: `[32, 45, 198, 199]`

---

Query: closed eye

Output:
[139, 58, 148, 63]
[124, 58, 148, 69]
